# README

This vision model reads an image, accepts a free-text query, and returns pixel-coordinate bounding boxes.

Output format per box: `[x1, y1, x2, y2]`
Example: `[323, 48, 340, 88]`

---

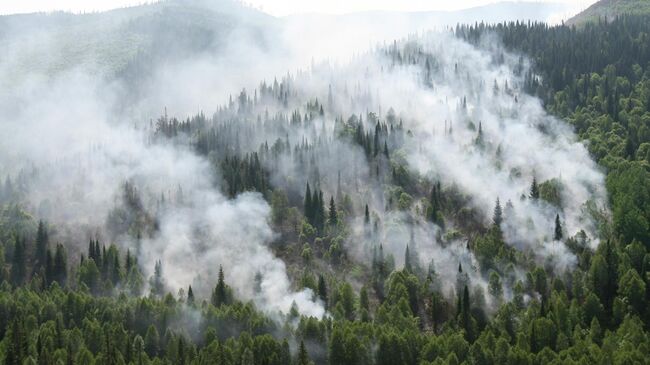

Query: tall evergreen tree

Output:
[11, 236, 26, 286]
[404, 245, 412, 273]
[150, 260, 164, 297]
[554, 214, 563, 241]
[212, 266, 230, 307]
[297, 340, 310, 365]
[530, 176, 540, 200]
[53, 243, 67, 286]
[304, 183, 312, 222]
[35, 220, 48, 268]
[493, 197, 503, 226]
[187, 285, 195, 305]
[317, 274, 328, 309]
[364, 204, 370, 225]
[328, 197, 337, 226]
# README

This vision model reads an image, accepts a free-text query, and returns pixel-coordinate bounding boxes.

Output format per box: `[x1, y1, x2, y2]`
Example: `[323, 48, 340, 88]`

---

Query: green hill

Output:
[0, 0, 276, 85]
[567, 0, 650, 26]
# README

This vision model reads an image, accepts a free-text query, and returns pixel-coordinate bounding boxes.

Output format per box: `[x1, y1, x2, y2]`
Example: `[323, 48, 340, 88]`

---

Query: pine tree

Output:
[54, 244, 67, 286]
[530, 176, 540, 200]
[317, 274, 328, 309]
[11, 236, 26, 286]
[212, 266, 230, 307]
[493, 198, 503, 226]
[35, 220, 48, 268]
[404, 245, 412, 272]
[297, 340, 310, 365]
[111, 252, 120, 285]
[125, 249, 134, 272]
[429, 184, 441, 224]
[304, 183, 312, 223]
[179, 286, 191, 308]
[554, 214, 562, 241]
[88, 239, 95, 262]
[317, 190, 325, 231]
[328, 197, 337, 226]
[144, 325, 160, 357]
[364, 204, 370, 225]
[461, 285, 471, 339]
[5, 319, 27, 365]
[151, 260, 164, 297]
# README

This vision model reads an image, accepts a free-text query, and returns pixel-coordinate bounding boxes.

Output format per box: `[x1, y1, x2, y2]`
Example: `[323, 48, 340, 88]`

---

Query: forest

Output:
[1, 8, 650, 365]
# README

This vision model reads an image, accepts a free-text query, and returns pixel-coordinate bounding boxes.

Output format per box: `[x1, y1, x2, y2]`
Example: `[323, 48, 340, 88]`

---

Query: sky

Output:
[0, 0, 598, 16]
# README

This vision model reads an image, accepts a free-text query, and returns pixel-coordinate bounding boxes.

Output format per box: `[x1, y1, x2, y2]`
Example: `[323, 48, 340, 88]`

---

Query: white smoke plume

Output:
[0, 1, 607, 318]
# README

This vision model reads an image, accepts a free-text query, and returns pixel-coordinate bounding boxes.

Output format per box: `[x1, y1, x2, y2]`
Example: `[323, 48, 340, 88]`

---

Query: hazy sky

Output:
[0, 0, 598, 16]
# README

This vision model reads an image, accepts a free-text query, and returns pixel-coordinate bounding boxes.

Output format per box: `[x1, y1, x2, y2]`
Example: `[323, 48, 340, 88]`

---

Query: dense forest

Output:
[1, 9, 650, 365]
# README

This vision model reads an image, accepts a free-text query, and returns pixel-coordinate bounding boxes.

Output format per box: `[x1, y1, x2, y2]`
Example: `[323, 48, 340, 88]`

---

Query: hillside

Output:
[0, 0, 276, 84]
[0, 0, 570, 85]
[1, 2, 650, 365]
[567, 0, 650, 25]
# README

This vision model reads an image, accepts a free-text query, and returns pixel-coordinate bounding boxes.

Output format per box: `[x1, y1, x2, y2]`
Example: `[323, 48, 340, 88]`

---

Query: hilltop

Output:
[567, 0, 650, 26]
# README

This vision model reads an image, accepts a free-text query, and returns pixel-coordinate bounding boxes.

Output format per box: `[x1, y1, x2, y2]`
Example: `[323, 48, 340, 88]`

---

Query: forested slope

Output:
[0, 11, 650, 365]
[567, 0, 650, 26]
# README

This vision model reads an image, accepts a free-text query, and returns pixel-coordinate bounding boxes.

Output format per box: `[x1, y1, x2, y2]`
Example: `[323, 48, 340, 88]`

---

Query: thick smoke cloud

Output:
[303, 33, 608, 276]
[0, 1, 607, 318]
[0, 67, 325, 317]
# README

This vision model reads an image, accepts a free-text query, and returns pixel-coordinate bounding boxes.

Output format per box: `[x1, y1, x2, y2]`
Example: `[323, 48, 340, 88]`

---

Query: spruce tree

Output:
[317, 274, 328, 309]
[11, 236, 26, 286]
[35, 220, 48, 267]
[404, 245, 412, 272]
[328, 197, 337, 226]
[364, 204, 370, 225]
[54, 244, 67, 286]
[297, 340, 310, 365]
[461, 285, 471, 339]
[530, 176, 540, 200]
[304, 183, 312, 223]
[554, 214, 563, 241]
[493, 197, 503, 226]
[187, 285, 195, 305]
[317, 190, 325, 230]
[212, 266, 230, 307]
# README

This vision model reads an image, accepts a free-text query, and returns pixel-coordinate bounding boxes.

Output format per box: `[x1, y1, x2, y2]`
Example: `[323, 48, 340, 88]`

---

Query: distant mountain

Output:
[0, 0, 277, 83]
[285, 1, 573, 33]
[0, 0, 572, 85]
[567, 0, 650, 26]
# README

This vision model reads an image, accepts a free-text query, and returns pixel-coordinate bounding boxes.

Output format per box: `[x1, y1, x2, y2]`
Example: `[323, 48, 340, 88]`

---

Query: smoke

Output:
[0, 70, 325, 319]
[0, 1, 608, 318]
[196, 30, 608, 303]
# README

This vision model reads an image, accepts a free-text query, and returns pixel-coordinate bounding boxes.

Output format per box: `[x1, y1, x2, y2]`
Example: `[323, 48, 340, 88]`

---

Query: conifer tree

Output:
[11, 236, 26, 286]
[304, 183, 312, 222]
[45, 249, 54, 286]
[328, 197, 337, 226]
[317, 190, 325, 230]
[54, 243, 67, 286]
[212, 265, 230, 307]
[461, 285, 471, 339]
[364, 204, 370, 225]
[187, 285, 195, 305]
[150, 260, 164, 297]
[493, 197, 503, 226]
[530, 176, 540, 200]
[35, 220, 48, 268]
[317, 274, 328, 309]
[554, 214, 563, 241]
[404, 245, 412, 272]
[297, 340, 310, 365]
